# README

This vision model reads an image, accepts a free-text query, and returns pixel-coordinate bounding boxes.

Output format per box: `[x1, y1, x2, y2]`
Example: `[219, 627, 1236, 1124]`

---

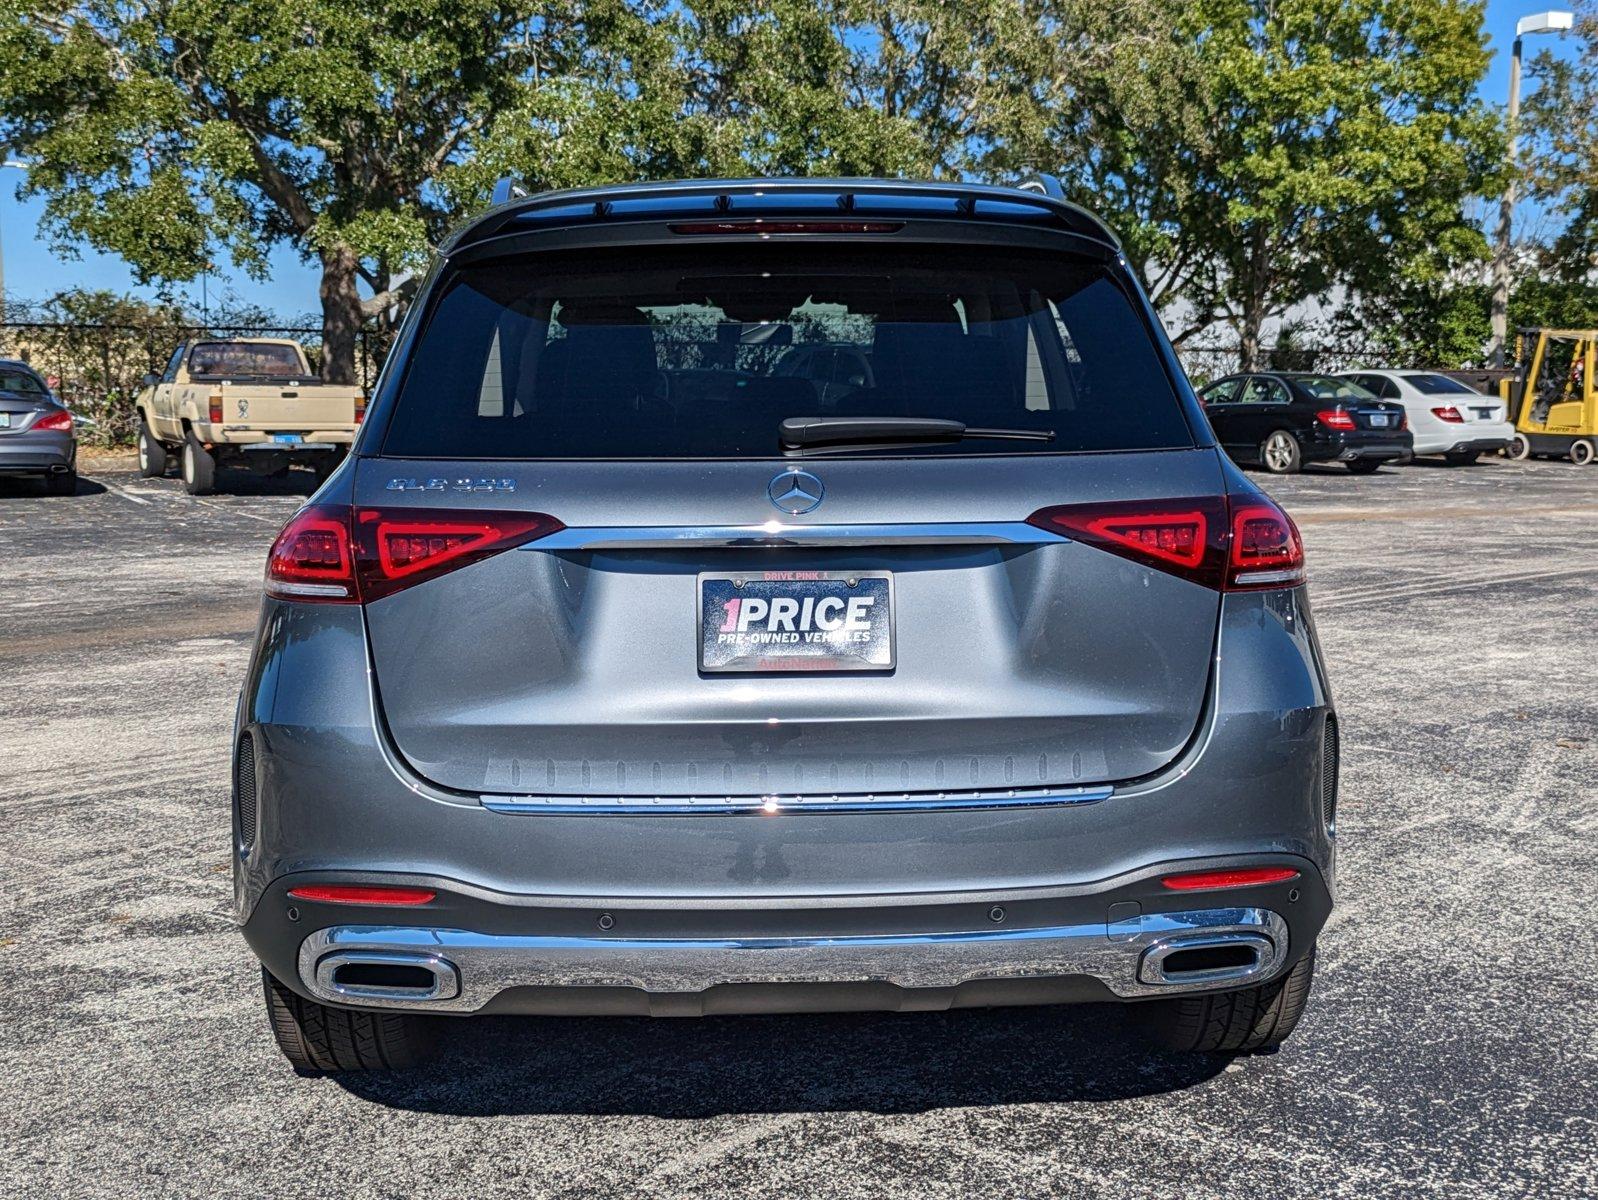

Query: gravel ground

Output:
[2, 454, 1595, 1199]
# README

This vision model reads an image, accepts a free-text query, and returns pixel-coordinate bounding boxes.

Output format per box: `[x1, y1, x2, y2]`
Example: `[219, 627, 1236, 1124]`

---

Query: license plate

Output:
[0, 413, 9, 428]
[1369, 413, 1390, 427]
[1473, 408, 1493, 419]
[699, 571, 894, 673]
[272, 433, 303, 444]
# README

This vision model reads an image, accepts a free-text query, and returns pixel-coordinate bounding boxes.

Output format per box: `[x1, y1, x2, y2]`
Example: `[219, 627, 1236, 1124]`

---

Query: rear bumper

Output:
[245, 858, 1328, 1016]
[203, 426, 356, 447]
[0, 435, 75, 474]
[1411, 421, 1514, 455]
[1305, 432, 1412, 462]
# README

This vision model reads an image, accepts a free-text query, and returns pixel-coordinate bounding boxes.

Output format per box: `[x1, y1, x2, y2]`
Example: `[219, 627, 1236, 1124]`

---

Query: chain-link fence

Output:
[0, 323, 387, 447]
[1174, 342, 1450, 386]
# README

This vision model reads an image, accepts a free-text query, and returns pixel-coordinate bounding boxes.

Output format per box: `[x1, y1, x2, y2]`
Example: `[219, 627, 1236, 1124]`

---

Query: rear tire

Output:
[262, 967, 436, 1073]
[1506, 433, 1531, 460]
[46, 470, 78, 496]
[182, 430, 217, 495]
[137, 418, 167, 477]
[1260, 430, 1301, 474]
[1443, 449, 1479, 466]
[1138, 946, 1316, 1054]
[1345, 458, 1383, 474]
[1571, 438, 1596, 466]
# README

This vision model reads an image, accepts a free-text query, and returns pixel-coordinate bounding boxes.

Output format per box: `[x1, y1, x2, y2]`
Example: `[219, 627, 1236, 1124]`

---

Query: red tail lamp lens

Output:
[32, 409, 73, 432]
[209, 395, 224, 423]
[266, 507, 357, 601]
[354, 395, 367, 424]
[1431, 406, 1464, 423]
[1027, 495, 1303, 592]
[1229, 502, 1305, 589]
[1316, 409, 1355, 430]
[353, 507, 563, 601]
[1161, 867, 1300, 891]
[265, 505, 562, 603]
[287, 885, 437, 906]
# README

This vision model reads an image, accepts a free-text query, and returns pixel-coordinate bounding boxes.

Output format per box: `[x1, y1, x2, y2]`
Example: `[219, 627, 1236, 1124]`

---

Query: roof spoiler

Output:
[452, 176, 1119, 255]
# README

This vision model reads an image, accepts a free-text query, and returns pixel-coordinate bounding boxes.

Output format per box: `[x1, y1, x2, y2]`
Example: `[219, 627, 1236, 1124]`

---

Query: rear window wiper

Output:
[780, 416, 1055, 455]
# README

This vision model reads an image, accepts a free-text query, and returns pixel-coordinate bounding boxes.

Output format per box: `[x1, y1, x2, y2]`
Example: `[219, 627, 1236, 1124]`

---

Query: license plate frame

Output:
[698, 570, 895, 674]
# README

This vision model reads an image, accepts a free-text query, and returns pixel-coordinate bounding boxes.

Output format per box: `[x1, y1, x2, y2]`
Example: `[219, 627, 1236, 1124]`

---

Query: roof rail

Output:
[1016, 173, 1067, 201]
[490, 177, 528, 206]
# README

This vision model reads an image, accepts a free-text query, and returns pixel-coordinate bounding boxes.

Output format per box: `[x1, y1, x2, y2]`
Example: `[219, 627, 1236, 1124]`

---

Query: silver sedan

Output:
[0, 359, 77, 494]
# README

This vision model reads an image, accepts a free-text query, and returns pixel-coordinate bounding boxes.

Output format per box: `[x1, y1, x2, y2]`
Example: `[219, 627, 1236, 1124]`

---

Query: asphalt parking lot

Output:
[2, 454, 1595, 1199]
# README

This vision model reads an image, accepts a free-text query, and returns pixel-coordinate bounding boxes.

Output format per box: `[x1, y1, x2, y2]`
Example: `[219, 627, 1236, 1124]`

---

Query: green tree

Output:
[0, 1, 624, 382]
[1522, 3, 1598, 285]
[1039, 0, 1500, 366]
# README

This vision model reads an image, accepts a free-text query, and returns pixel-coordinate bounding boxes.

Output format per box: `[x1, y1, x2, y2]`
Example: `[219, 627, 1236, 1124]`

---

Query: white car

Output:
[1337, 371, 1514, 464]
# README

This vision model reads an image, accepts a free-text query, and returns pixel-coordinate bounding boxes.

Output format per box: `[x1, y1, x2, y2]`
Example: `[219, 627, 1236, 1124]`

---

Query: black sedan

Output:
[0, 359, 77, 494]
[1197, 372, 1413, 474]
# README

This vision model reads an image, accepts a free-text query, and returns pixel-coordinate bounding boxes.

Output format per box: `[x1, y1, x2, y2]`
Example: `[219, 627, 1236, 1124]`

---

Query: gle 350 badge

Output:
[697, 570, 894, 673]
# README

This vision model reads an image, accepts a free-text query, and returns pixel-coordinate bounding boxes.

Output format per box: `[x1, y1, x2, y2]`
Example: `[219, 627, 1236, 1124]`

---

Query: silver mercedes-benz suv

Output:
[237, 177, 1336, 1072]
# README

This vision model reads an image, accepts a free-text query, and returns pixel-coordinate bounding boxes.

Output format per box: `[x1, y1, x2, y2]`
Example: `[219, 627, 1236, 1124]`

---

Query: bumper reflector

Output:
[287, 885, 437, 906]
[1160, 867, 1300, 892]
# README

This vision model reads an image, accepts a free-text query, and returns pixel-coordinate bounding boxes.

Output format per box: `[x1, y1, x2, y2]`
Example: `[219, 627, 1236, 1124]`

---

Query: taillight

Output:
[266, 506, 358, 601]
[1315, 409, 1355, 430]
[265, 504, 563, 603]
[1431, 406, 1464, 423]
[32, 409, 73, 432]
[208, 394, 224, 423]
[1027, 494, 1304, 591]
[354, 395, 366, 424]
[1229, 501, 1306, 589]
[1160, 866, 1300, 891]
[671, 220, 904, 235]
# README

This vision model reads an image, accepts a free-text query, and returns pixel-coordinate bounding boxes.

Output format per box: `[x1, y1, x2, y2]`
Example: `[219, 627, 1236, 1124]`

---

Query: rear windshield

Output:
[1295, 376, 1374, 401]
[1406, 373, 1478, 396]
[381, 245, 1193, 458]
[187, 342, 306, 380]
[0, 367, 45, 394]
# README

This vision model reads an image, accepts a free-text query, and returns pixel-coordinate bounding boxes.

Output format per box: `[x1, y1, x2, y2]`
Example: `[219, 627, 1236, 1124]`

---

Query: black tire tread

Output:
[261, 967, 434, 1072]
[1141, 947, 1316, 1054]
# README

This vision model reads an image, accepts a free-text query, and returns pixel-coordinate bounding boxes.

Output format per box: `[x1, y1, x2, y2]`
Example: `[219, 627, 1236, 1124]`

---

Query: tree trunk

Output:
[319, 245, 363, 385]
[1236, 230, 1269, 372]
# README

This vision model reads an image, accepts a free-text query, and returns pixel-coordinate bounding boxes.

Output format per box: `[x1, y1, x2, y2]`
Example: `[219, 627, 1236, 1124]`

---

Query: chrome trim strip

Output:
[527, 521, 1067, 550]
[297, 908, 1288, 1011]
[481, 785, 1114, 816]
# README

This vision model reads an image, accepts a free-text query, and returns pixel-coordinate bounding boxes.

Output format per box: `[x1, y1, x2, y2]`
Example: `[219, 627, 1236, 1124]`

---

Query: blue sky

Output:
[0, 0, 1583, 318]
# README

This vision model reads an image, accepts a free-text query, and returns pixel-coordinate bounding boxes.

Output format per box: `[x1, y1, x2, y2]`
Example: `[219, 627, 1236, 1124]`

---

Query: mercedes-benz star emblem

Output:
[768, 469, 825, 515]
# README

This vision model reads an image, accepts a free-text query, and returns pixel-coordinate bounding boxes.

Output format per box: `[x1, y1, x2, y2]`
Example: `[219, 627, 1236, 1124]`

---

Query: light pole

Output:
[1489, 9, 1574, 368]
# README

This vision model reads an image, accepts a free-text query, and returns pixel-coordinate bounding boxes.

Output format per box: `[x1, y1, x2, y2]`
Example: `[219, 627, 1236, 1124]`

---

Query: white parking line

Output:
[90, 477, 155, 505]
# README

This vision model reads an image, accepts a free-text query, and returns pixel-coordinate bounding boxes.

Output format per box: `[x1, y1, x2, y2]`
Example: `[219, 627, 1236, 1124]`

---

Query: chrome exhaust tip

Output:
[1137, 931, 1277, 988]
[312, 950, 461, 1003]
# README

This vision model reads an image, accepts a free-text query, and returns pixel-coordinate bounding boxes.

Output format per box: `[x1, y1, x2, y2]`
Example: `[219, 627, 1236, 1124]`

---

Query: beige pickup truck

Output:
[135, 338, 364, 494]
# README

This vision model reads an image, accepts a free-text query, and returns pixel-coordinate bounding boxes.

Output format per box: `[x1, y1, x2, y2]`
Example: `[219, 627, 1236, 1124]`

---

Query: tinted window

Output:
[1202, 379, 1242, 403]
[1406, 373, 1478, 396]
[1239, 378, 1281, 404]
[1295, 376, 1373, 401]
[381, 245, 1193, 459]
[0, 367, 45, 394]
[188, 342, 306, 380]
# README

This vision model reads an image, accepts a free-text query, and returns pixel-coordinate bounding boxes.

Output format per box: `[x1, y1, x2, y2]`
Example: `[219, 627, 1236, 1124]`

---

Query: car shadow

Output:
[0, 476, 109, 497]
[335, 1004, 1230, 1117]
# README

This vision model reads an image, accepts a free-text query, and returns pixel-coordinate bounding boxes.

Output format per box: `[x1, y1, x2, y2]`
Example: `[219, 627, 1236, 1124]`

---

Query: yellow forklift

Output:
[1503, 328, 1598, 464]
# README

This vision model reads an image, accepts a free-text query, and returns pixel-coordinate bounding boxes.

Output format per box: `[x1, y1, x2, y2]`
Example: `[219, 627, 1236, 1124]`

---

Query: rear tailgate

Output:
[357, 451, 1225, 796]
[222, 382, 359, 429]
